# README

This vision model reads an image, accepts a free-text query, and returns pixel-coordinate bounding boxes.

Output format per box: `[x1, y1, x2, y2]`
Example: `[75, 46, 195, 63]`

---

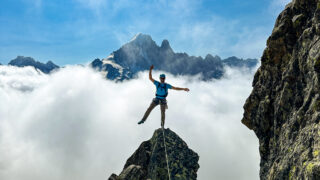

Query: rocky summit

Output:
[8, 56, 59, 74]
[108, 128, 199, 180]
[91, 33, 258, 81]
[242, 0, 320, 179]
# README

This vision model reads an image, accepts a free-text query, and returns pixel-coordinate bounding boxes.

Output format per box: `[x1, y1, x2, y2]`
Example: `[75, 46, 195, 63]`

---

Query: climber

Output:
[138, 65, 190, 127]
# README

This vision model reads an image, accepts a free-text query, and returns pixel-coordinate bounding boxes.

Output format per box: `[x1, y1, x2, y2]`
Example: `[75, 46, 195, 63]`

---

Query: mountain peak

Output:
[160, 39, 173, 52]
[97, 34, 258, 81]
[8, 56, 59, 74]
[160, 39, 170, 48]
[109, 128, 199, 180]
[46, 60, 54, 64]
[10, 56, 36, 65]
[204, 54, 221, 61]
[46, 60, 59, 69]
[130, 33, 143, 41]
[129, 33, 154, 46]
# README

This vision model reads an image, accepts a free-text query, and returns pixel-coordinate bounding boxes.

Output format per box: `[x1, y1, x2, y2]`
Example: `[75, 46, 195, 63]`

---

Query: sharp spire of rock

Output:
[160, 39, 173, 52]
[108, 128, 199, 180]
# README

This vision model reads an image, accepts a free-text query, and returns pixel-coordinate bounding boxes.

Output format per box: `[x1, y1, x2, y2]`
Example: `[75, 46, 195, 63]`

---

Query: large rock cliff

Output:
[108, 128, 199, 180]
[242, 0, 320, 179]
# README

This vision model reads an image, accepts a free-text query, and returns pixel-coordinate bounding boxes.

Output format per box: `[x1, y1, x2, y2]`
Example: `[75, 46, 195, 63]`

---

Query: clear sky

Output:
[0, 0, 291, 65]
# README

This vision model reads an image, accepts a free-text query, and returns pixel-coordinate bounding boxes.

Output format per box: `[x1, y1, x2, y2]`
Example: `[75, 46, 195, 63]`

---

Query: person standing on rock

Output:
[138, 65, 190, 127]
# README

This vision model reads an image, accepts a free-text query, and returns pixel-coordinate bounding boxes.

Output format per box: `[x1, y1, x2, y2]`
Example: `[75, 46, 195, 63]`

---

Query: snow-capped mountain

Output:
[91, 33, 258, 81]
[91, 56, 132, 81]
[8, 56, 59, 74]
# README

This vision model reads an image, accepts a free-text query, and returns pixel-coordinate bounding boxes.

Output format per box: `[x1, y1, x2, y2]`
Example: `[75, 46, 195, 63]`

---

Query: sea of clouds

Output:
[0, 64, 260, 180]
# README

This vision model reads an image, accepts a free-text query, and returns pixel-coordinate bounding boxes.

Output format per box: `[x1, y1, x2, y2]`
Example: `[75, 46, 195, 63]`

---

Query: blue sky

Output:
[0, 0, 291, 65]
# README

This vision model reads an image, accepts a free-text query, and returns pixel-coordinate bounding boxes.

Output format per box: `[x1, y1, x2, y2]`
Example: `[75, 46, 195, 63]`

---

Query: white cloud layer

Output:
[0, 65, 260, 180]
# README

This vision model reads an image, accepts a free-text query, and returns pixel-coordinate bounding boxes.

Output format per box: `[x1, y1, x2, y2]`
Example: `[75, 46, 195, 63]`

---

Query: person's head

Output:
[159, 74, 166, 83]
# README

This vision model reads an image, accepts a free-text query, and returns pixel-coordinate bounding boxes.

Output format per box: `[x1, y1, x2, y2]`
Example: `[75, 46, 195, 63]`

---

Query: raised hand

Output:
[184, 88, 190, 92]
[150, 65, 154, 70]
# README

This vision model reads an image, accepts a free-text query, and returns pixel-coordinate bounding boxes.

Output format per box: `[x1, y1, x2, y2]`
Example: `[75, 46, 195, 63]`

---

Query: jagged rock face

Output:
[91, 58, 132, 81]
[8, 56, 59, 74]
[92, 33, 258, 81]
[242, 0, 320, 179]
[108, 128, 199, 180]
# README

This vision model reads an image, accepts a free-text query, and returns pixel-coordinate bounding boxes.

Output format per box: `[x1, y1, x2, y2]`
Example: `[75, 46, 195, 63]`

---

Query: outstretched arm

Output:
[149, 65, 155, 83]
[172, 86, 190, 92]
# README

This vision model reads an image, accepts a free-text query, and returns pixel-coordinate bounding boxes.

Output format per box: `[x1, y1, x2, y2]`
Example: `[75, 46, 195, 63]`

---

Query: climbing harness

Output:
[162, 127, 171, 180]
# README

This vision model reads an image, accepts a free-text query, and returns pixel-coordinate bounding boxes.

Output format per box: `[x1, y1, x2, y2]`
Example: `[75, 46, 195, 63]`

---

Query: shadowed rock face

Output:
[108, 128, 199, 180]
[242, 0, 320, 179]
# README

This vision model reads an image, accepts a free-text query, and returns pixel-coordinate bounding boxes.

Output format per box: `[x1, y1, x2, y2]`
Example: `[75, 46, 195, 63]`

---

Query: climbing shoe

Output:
[138, 120, 145, 125]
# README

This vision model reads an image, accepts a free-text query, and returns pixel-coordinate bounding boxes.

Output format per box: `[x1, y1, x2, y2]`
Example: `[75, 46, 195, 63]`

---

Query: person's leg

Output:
[160, 104, 166, 127]
[138, 100, 158, 124]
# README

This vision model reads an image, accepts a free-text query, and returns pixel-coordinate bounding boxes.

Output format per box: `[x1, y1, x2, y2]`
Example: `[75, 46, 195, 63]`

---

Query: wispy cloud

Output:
[74, 0, 108, 14]
[105, 1, 268, 59]
[0, 0, 278, 64]
[171, 16, 268, 59]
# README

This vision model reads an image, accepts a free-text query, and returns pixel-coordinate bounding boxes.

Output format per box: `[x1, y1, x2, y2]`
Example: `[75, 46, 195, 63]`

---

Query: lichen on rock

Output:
[242, 0, 320, 179]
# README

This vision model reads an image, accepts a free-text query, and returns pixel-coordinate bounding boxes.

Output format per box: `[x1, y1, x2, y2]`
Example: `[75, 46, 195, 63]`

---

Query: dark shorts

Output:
[153, 98, 167, 105]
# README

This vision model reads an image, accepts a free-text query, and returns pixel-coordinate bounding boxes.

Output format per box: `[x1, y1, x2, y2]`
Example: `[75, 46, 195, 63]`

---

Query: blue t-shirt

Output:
[154, 80, 172, 99]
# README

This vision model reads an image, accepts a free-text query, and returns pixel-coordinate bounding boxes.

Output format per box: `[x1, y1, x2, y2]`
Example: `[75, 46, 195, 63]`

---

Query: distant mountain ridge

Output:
[91, 33, 258, 81]
[8, 56, 59, 74]
[4, 34, 258, 80]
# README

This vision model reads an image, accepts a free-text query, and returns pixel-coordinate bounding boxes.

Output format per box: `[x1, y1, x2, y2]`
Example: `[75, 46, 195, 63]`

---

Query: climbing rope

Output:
[150, 138, 158, 160]
[162, 127, 171, 180]
[149, 127, 171, 180]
